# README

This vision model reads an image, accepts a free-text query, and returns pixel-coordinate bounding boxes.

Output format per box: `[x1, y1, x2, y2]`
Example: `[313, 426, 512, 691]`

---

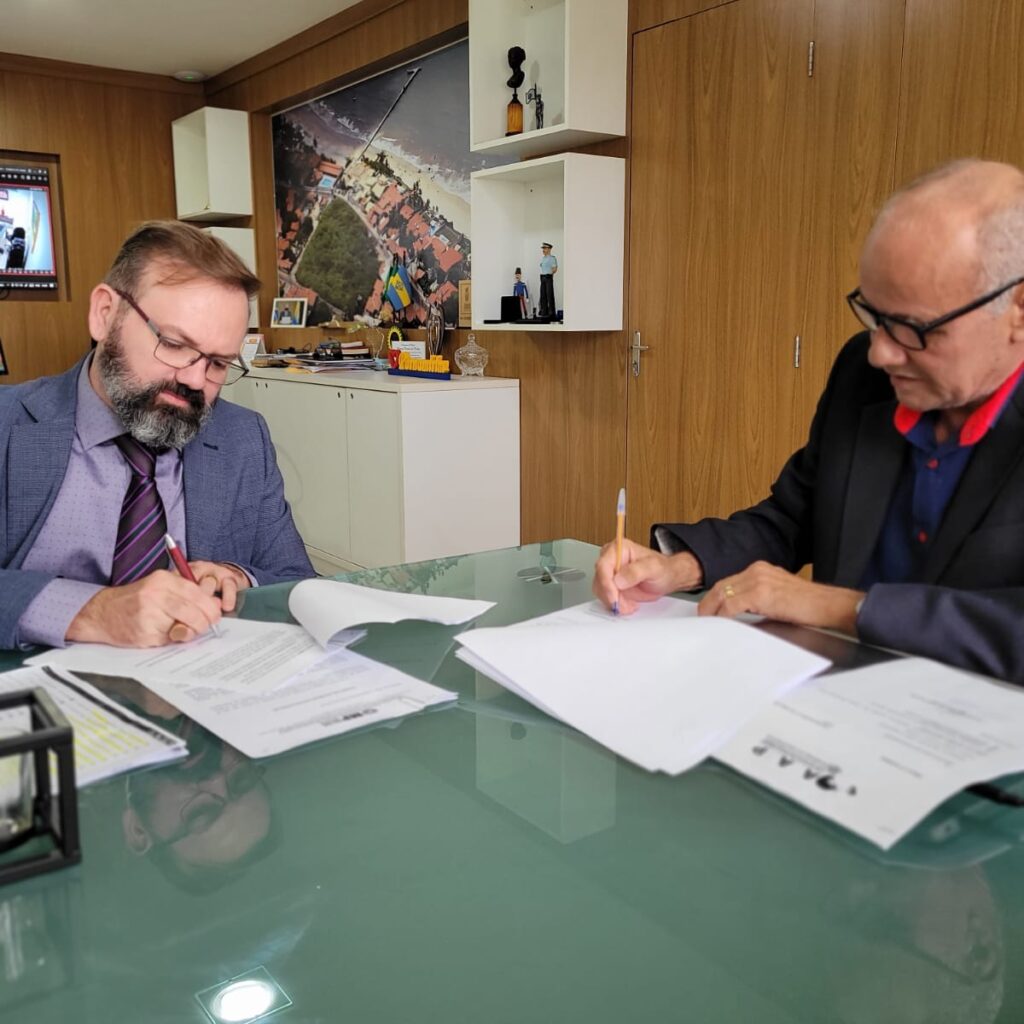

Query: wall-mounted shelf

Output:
[469, 0, 627, 160]
[470, 151, 624, 333]
[171, 107, 252, 221]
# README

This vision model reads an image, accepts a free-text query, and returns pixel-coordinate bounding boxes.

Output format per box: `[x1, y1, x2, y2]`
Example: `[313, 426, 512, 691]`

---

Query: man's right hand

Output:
[66, 570, 224, 647]
[592, 538, 704, 615]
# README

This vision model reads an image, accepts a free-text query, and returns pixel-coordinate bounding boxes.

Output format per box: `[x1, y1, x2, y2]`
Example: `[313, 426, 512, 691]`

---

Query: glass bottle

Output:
[506, 91, 523, 137]
[454, 332, 489, 377]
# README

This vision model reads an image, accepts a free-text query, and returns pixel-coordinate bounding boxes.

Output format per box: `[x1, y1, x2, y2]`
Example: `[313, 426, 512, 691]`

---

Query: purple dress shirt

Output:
[18, 357, 187, 647]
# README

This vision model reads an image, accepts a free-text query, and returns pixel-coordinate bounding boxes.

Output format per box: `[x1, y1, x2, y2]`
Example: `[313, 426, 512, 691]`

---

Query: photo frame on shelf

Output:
[271, 298, 307, 328]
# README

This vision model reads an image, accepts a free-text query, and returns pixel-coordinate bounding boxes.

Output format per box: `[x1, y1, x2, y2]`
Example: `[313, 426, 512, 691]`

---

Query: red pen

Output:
[164, 533, 221, 637]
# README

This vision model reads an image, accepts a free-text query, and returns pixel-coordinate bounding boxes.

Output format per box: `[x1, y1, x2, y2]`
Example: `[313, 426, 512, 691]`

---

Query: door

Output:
[626, 0, 815, 535]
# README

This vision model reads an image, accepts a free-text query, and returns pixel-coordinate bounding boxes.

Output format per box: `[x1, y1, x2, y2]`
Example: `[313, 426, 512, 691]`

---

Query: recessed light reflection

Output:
[196, 965, 292, 1024]
[213, 980, 275, 1022]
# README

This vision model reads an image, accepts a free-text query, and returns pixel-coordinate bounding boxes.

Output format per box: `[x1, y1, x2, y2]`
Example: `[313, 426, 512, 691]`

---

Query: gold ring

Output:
[723, 584, 736, 599]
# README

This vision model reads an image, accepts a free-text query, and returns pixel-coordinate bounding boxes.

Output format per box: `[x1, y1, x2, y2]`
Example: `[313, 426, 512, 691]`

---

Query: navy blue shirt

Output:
[860, 362, 1024, 588]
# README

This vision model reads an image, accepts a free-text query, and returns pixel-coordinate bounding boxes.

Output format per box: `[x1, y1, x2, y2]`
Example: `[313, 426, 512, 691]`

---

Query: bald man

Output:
[594, 159, 1024, 684]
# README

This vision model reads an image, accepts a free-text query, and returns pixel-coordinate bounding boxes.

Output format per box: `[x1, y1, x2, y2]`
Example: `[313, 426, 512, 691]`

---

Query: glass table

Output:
[0, 540, 1021, 1023]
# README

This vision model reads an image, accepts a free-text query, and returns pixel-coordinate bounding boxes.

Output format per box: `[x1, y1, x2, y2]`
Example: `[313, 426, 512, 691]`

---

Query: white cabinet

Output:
[203, 226, 258, 327]
[471, 152, 625, 332]
[171, 107, 253, 221]
[228, 371, 520, 574]
[469, 0, 628, 160]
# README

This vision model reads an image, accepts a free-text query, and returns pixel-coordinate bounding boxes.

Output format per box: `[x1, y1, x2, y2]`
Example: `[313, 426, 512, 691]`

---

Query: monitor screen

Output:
[0, 165, 58, 291]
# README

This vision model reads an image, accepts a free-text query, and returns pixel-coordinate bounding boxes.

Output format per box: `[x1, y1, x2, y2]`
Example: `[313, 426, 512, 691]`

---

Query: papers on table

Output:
[28, 618, 351, 694]
[288, 579, 494, 647]
[716, 657, 1024, 850]
[134, 647, 455, 759]
[455, 598, 830, 774]
[0, 666, 186, 786]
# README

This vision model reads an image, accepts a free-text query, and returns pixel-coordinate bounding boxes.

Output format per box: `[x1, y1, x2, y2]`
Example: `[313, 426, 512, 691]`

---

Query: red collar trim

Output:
[893, 360, 1024, 446]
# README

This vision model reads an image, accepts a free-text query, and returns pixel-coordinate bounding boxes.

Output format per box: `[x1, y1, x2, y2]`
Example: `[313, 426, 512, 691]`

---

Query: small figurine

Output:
[538, 242, 558, 319]
[506, 46, 526, 136]
[525, 83, 544, 131]
[513, 267, 529, 318]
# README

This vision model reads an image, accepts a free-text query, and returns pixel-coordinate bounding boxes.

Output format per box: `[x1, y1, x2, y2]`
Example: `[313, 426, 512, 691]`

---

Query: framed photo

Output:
[239, 333, 265, 367]
[271, 297, 307, 328]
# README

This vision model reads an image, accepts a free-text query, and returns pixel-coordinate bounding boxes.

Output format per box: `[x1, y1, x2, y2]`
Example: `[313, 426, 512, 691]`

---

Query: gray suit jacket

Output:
[0, 358, 314, 648]
[655, 333, 1024, 684]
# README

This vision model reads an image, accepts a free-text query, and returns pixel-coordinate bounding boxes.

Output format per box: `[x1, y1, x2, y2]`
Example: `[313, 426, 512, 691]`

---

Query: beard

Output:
[96, 326, 212, 450]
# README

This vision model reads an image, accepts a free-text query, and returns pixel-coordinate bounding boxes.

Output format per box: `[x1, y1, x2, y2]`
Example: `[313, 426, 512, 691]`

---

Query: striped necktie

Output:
[110, 435, 170, 585]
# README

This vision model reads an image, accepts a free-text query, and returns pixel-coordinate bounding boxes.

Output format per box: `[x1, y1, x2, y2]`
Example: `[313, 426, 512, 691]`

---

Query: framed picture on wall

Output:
[271, 297, 307, 328]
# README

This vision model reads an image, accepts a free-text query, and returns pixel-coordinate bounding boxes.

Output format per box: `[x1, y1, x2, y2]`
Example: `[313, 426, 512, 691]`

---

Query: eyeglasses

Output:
[846, 275, 1024, 351]
[158, 760, 267, 846]
[115, 288, 249, 385]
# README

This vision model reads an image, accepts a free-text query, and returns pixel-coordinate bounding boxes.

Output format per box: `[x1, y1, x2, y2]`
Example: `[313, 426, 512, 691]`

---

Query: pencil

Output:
[613, 487, 626, 615]
[164, 533, 221, 637]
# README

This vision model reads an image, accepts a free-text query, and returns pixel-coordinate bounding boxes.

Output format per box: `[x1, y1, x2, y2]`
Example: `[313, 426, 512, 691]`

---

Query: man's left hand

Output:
[186, 561, 250, 614]
[698, 561, 863, 635]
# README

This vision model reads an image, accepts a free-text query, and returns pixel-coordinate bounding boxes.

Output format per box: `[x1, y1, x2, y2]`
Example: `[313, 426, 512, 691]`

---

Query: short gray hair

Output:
[976, 200, 1024, 314]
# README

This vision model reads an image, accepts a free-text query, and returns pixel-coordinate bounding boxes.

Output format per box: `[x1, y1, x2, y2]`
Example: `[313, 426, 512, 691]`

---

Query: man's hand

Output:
[66, 570, 225, 648]
[186, 560, 250, 614]
[593, 538, 703, 614]
[698, 561, 863, 634]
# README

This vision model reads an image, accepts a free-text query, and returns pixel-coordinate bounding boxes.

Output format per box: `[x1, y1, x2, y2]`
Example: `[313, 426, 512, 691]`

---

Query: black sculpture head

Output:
[507, 46, 526, 91]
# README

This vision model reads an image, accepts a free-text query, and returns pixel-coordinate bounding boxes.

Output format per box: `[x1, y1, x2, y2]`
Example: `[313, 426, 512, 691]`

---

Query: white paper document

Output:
[137, 647, 456, 759]
[715, 657, 1024, 850]
[0, 666, 186, 786]
[28, 618, 345, 694]
[288, 578, 495, 647]
[455, 599, 830, 774]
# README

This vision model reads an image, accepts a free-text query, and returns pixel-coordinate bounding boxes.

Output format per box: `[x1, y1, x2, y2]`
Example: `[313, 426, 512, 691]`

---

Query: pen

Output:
[612, 487, 626, 616]
[164, 533, 221, 637]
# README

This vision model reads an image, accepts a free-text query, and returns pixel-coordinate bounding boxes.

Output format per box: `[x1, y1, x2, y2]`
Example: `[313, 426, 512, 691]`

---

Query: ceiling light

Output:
[173, 70, 208, 82]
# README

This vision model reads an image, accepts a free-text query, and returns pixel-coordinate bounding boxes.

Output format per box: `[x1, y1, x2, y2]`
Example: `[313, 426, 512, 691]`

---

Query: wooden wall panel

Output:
[204, 0, 629, 547]
[0, 62, 201, 384]
[633, 0, 735, 34]
[895, 0, 1024, 183]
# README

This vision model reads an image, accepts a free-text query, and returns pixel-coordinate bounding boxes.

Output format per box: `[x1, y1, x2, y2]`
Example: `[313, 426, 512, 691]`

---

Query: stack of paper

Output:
[0, 666, 186, 786]
[716, 657, 1024, 850]
[27, 581, 495, 760]
[455, 599, 830, 774]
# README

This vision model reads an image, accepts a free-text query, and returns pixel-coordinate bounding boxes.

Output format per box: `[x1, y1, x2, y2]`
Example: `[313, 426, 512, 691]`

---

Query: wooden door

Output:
[896, 0, 1024, 183]
[626, 0, 814, 536]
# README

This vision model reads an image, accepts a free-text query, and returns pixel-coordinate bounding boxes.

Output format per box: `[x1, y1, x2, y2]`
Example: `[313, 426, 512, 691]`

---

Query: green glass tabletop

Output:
[0, 540, 1021, 1023]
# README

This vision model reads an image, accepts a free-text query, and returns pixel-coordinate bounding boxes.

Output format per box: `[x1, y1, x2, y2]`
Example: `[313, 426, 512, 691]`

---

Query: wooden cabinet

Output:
[229, 371, 521, 574]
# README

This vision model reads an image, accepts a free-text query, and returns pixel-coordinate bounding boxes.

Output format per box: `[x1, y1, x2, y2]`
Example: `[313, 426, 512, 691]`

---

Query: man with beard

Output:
[0, 220, 314, 650]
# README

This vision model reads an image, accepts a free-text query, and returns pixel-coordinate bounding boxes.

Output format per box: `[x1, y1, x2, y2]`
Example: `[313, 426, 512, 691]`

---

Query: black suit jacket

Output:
[655, 332, 1024, 684]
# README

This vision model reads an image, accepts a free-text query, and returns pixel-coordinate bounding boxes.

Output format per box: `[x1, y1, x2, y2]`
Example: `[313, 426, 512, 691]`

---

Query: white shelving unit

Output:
[202, 226, 258, 328]
[230, 370, 521, 574]
[470, 152, 624, 332]
[469, 0, 627, 160]
[171, 107, 253, 221]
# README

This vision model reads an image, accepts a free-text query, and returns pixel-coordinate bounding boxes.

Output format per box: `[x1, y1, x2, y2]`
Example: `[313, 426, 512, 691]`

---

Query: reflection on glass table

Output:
[0, 540, 1021, 1024]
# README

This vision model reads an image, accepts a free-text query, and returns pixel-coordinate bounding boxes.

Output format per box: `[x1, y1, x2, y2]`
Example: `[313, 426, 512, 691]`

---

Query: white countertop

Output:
[244, 367, 518, 393]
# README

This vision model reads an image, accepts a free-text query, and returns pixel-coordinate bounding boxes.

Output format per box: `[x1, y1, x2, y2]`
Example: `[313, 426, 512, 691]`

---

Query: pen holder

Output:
[0, 689, 80, 887]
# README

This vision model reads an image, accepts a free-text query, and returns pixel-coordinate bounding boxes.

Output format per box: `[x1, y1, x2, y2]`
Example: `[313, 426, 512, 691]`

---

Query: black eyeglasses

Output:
[115, 288, 249, 385]
[847, 275, 1024, 351]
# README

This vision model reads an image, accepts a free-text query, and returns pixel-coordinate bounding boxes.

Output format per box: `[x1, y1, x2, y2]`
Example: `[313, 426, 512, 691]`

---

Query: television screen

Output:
[0, 165, 58, 291]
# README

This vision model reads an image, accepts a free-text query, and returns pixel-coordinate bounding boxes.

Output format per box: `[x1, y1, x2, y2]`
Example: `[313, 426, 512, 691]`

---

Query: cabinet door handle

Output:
[793, 335, 801, 369]
[631, 331, 650, 378]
